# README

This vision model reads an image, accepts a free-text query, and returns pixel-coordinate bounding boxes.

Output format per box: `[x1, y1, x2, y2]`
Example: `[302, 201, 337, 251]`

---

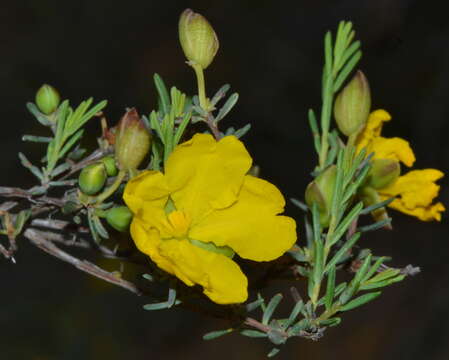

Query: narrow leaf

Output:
[203, 329, 233, 340]
[340, 291, 381, 311]
[154, 73, 171, 115]
[262, 294, 283, 325]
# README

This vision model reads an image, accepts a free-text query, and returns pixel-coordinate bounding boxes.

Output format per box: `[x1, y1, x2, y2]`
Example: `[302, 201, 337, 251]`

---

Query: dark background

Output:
[1, 0, 449, 359]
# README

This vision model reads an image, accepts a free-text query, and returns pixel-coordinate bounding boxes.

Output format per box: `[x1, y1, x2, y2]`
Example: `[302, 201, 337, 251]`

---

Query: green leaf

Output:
[288, 319, 310, 335]
[328, 201, 363, 248]
[26, 102, 53, 127]
[240, 330, 267, 338]
[143, 302, 171, 311]
[357, 218, 392, 232]
[325, 232, 361, 273]
[262, 294, 283, 325]
[58, 129, 84, 160]
[333, 50, 362, 93]
[325, 265, 336, 311]
[210, 84, 230, 106]
[245, 298, 265, 312]
[18, 152, 43, 181]
[267, 348, 280, 358]
[13, 210, 31, 237]
[233, 123, 251, 138]
[308, 109, 321, 154]
[215, 93, 239, 122]
[290, 198, 308, 212]
[319, 317, 341, 327]
[203, 328, 233, 340]
[92, 214, 109, 239]
[362, 257, 387, 282]
[285, 300, 304, 328]
[142, 273, 154, 282]
[153, 73, 171, 115]
[149, 110, 164, 141]
[359, 275, 405, 290]
[51, 162, 71, 177]
[365, 268, 401, 284]
[340, 291, 381, 312]
[360, 197, 395, 215]
[173, 111, 192, 145]
[22, 135, 52, 143]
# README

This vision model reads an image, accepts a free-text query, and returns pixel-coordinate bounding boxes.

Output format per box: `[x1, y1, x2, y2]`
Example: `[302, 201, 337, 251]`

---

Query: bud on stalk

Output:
[334, 70, 371, 137]
[179, 8, 219, 69]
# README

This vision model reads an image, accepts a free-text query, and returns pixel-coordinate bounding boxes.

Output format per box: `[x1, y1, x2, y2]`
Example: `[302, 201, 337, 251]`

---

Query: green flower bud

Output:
[179, 8, 219, 69]
[101, 155, 118, 177]
[35, 84, 61, 115]
[106, 206, 133, 232]
[78, 162, 107, 195]
[305, 165, 337, 227]
[114, 108, 151, 171]
[334, 70, 371, 137]
[367, 159, 400, 190]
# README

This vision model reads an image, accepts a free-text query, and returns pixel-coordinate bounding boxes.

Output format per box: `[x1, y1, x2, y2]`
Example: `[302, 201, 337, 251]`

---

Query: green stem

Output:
[94, 170, 126, 205]
[192, 63, 208, 111]
[318, 76, 334, 170]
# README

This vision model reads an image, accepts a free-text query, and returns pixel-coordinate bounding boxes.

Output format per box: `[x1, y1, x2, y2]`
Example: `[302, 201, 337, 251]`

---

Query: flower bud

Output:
[114, 108, 151, 170]
[101, 156, 118, 177]
[179, 8, 219, 69]
[78, 162, 107, 195]
[334, 70, 371, 137]
[35, 84, 61, 115]
[106, 206, 133, 232]
[367, 159, 400, 190]
[305, 165, 337, 227]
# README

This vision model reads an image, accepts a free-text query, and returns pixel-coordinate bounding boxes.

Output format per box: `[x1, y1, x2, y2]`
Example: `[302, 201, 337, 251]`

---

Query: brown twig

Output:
[61, 148, 111, 179]
[24, 228, 142, 295]
[205, 113, 222, 140]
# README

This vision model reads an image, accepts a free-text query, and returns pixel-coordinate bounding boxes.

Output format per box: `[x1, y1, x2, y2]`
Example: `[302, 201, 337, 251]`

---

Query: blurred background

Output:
[1, 0, 449, 359]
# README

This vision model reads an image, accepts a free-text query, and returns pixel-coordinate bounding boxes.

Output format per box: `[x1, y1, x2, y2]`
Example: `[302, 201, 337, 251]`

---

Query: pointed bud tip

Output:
[115, 108, 152, 170]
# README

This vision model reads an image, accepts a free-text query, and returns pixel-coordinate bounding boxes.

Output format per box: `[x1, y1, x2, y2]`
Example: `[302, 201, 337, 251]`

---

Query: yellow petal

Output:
[165, 134, 252, 225]
[130, 218, 175, 275]
[368, 137, 416, 167]
[123, 170, 169, 214]
[190, 175, 297, 261]
[356, 109, 391, 151]
[379, 169, 445, 221]
[158, 239, 248, 304]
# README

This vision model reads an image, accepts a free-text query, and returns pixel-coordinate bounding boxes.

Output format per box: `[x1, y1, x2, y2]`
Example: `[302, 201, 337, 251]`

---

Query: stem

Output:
[24, 228, 142, 295]
[318, 76, 334, 170]
[94, 170, 126, 204]
[192, 63, 209, 111]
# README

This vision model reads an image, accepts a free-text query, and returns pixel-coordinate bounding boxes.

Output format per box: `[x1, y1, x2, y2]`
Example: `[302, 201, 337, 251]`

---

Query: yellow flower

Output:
[356, 109, 445, 221]
[123, 134, 297, 304]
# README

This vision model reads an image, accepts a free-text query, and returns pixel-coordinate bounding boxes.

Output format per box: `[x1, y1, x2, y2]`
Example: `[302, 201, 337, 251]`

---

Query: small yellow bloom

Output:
[356, 109, 445, 221]
[123, 134, 297, 304]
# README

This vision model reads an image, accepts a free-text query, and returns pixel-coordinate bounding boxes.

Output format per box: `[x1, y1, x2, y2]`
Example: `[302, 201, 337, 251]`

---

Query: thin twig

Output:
[61, 148, 111, 179]
[24, 228, 142, 295]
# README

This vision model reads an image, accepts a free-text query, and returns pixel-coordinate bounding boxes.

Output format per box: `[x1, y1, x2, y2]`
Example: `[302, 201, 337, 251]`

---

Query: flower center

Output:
[167, 210, 191, 238]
